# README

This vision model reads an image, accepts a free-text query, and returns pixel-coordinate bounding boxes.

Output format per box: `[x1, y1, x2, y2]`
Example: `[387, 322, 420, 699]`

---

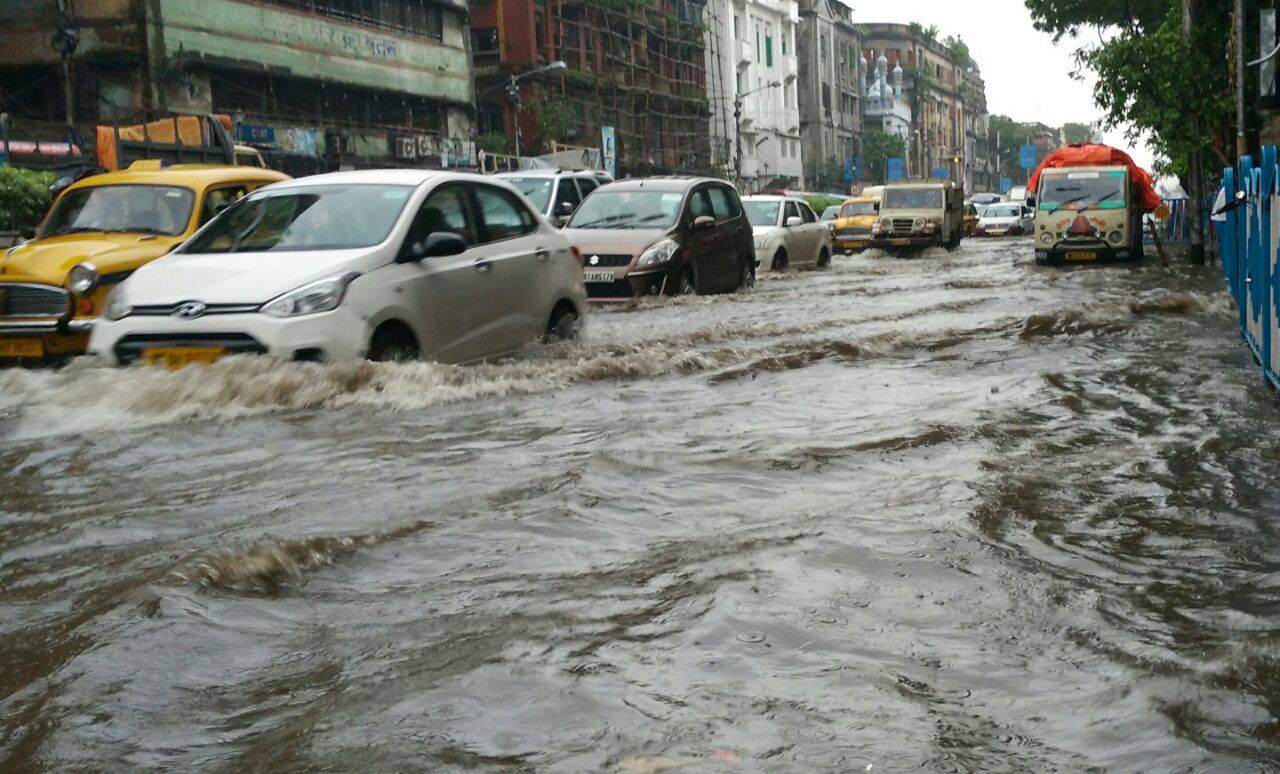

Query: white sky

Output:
[850, 0, 1156, 168]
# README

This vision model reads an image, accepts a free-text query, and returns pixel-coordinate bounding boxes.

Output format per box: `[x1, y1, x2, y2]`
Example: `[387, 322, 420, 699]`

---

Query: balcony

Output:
[737, 39, 753, 68]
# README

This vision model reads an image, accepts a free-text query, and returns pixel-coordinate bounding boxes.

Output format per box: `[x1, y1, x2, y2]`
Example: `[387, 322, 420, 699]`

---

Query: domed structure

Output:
[866, 52, 896, 100]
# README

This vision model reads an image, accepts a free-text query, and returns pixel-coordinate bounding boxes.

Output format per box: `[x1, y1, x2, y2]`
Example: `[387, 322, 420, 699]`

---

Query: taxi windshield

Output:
[1039, 171, 1127, 211]
[883, 188, 943, 209]
[840, 201, 877, 217]
[41, 184, 195, 237]
[743, 200, 781, 227]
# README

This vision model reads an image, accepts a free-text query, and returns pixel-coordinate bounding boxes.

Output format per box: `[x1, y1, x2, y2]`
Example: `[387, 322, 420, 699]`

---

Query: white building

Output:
[704, 0, 804, 191]
[861, 52, 912, 173]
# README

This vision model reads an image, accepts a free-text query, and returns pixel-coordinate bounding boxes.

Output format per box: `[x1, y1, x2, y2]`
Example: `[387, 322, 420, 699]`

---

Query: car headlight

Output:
[260, 272, 359, 318]
[636, 238, 678, 268]
[69, 263, 99, 295]
[103, 284, 131, 320]
[1039, 232, 1053, 245]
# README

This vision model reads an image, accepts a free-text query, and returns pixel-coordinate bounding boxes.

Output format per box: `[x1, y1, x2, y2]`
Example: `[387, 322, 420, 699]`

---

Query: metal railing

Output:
[1220, 147, 1278, 386]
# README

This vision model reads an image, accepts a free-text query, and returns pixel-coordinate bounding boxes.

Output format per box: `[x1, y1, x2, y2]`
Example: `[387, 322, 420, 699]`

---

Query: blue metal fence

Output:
[1220, 147, 1280, 386]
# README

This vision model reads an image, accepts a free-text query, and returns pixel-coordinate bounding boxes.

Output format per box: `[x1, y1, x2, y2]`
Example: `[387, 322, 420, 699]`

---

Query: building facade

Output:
[796, 0, 861, 193]
[471, 0, 711, 175]
[0, 0, 476, 174]
[861, 52, 911, 173]
[704, 0, 802, 191]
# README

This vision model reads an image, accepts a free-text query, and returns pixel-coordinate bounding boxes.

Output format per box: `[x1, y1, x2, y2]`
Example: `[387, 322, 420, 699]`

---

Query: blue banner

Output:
[931, 167, 948, 179]
[1019, 144, 1038, 169]
[999, 176, 1013, 194]
[886, 157, 905, 181]
[843, 155, 854, 182]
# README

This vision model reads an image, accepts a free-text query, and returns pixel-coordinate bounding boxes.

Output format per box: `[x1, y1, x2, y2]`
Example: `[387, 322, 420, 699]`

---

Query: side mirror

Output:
[558, 201, 576, 216]
[785, 216, 803, 228]
[20, 228, 36, 241]
[691, 215, 715, 231]
[401, 232, 467, 262]
[1025, 197, 1036, 208]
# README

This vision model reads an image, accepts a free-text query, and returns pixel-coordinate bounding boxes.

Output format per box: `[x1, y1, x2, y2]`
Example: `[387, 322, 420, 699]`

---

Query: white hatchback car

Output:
[975, 202, 1035, 237]
[741, 195, 833, 272]
[89, 170, 587, 366]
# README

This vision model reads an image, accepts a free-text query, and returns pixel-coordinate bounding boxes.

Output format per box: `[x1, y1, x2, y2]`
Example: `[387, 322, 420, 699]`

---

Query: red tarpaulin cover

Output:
[1027, 143, 1161, 212]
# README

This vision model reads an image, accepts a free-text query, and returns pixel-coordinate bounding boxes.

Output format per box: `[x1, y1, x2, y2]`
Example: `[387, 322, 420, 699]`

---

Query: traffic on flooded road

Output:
[4, 235, 1273, 771]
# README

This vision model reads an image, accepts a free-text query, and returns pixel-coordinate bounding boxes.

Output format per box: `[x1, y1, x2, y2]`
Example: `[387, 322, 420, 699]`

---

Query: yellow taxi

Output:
[0, 162, 288, 362]
[962, 202, 980, 236]
[831, 186, 882, 253]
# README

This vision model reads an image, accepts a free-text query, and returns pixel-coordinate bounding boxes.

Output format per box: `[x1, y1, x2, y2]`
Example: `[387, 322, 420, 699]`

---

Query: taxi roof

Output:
[68, 164, 290, 192]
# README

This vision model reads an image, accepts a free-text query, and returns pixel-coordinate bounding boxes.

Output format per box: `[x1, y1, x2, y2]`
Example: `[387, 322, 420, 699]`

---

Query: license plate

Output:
[1065, 251, 1097, 261]
[0, 338, 43, 358]
[989, 230, 1006, 236]
[891, 238, 911, 246]
[583, 270, 615, 283]
[142, 347, 226, 369]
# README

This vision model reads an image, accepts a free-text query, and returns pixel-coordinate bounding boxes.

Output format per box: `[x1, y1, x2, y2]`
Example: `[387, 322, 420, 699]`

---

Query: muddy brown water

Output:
[1, 240, 1275, 772]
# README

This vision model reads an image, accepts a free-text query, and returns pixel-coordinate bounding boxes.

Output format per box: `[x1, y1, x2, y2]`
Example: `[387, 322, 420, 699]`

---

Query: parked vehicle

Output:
[497, 169, 604, 226]
[831, 188, 882, 253]
[970, 192, 1002, 207]
[962, 202, 980, 236]
[975, 202, 1034, 237]
[88, 170, 586, 367]
[871, 180, 964, 253]
[0, 162, 288, 363]
[561, 177, 755, 300]
[742, 195, 832, 272]
[1029, 144, 1161, 265]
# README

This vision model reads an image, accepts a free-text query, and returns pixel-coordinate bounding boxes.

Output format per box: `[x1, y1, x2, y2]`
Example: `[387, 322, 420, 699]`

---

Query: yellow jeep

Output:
[0, 162, 289, 362]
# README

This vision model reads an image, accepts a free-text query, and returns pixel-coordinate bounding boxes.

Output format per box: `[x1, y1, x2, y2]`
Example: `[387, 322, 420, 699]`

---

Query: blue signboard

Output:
[999, 175, 1013, 194]
[237, 124, 276, 146]
[601, 126, 617, 178]
[931, 167, 948, 179]
[886, 157, 905, 181]
[1019, 144, 1038, 169]
[843, 155, 854, 182]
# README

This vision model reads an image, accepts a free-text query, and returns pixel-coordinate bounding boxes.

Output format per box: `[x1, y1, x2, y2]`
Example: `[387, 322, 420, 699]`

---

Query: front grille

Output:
[836, 227, 870, 238]
[130, 303, 261, 317]
[582, 254, 632, 268]
[891, 218, 915, 233]
[586, 279, 637, 299]
[0, 284, 69, 318]
[114, 332, 266, 365]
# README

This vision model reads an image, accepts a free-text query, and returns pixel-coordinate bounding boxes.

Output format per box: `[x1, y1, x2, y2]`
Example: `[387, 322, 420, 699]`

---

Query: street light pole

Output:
[507, 61, 567, 160]
[734, 80, 781, 190]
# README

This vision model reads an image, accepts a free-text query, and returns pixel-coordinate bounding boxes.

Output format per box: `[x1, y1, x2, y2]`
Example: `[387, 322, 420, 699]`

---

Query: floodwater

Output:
[1, 239, 1275, 772]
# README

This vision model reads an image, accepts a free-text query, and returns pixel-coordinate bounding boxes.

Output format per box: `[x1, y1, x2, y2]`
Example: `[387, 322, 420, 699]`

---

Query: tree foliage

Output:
[861, 130, 907, 183]
[0, 167, 56, 232]
[1062, 122, 1094, 145]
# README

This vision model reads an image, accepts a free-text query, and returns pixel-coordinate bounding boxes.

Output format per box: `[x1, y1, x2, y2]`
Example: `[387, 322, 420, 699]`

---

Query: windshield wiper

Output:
[573, 214, 637, 228]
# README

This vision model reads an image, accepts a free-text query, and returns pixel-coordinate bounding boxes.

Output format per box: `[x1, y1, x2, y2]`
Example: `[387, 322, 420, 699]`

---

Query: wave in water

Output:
[1020, 291, 1230, 339]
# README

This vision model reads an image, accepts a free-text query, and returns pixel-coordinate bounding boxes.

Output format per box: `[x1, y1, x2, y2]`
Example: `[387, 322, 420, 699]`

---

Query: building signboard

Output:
[1019, 144, 1038, 169]
[886, 157, 905, 181]
[601, 127, 617, 177]
[237, 124, 276, 147]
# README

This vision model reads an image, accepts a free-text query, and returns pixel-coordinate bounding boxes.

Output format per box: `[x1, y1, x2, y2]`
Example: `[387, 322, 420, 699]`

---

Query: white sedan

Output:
[741, 195, 833, 272]
[89, 170, 587, 367]
[975, 202, 1035, 237]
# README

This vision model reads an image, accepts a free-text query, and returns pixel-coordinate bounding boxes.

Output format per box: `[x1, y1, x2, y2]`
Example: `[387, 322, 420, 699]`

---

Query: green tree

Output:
[861, 130, 907, 183]
[1062, 122, 1094, 145]
[0, 167, 56, 233]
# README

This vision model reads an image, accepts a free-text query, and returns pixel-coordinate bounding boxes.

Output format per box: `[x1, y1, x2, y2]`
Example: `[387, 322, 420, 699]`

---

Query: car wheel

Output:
[545, 302, 580, 341]
[771, 249, 788, 272]
[817, 247, 831, 268]
[368, 323, 419, 362]
[737, 257, 756, 291]
[669, 266, 696, 296]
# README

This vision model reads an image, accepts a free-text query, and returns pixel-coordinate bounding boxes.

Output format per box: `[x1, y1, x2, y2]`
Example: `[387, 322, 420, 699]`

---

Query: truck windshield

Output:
[183, 184, 413, 253]
[743, 200, 781, 226]
[567, 191, 684, 230]
[883, 188, 942, 209]
[41, 185, 195, 237]
[1039, 171, 1127, 211]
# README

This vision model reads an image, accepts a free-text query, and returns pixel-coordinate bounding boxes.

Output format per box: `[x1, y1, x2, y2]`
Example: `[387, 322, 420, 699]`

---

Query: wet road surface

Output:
[2, 239, 1277, 771]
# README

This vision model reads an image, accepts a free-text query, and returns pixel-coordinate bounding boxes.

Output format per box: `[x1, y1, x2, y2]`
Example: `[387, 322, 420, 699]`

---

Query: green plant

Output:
[476, 131, 510, 156]
[0, 167, 56, 232]
[861, 130, 907, 183]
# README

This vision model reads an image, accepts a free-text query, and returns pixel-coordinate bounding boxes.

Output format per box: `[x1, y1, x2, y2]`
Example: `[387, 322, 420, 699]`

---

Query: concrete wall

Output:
[0, 0, 140, 66]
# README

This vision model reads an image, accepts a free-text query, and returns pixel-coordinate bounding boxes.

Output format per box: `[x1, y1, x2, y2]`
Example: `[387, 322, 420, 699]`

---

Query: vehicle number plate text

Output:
[1066, 251, 1097, 261]
[142, 347, 226, 369]
[891, 238, 911, 246]
[583, 270, 615, 283]
[0, 339, 44, 358]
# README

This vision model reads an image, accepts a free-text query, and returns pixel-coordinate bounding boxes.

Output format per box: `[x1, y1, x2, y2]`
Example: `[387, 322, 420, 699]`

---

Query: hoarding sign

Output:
[886, 157, 905, 181]
[999, 175, 1013, 194]
[843, 155, 854, 182]
[931, 166, 948, 179]
[237, 124, 276, 146]
[601, 126, 617, 177]
[1019, 144, 1038, 169]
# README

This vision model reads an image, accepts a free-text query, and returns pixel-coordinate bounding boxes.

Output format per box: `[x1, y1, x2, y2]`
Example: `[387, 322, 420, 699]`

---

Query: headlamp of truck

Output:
[1109, 231, 1124, 245]
[69, 263, 99, 296]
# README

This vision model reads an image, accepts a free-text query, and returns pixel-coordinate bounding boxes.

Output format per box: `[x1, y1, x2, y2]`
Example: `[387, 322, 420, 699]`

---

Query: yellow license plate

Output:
[1065, 251, 1097, 261]
[892, 238, 911, 246]
[0, 338, 44, 358]
[142, 347, 226, 369]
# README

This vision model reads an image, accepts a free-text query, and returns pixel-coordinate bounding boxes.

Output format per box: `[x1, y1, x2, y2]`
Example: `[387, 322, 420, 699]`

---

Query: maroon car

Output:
[561, 177, 756, 300]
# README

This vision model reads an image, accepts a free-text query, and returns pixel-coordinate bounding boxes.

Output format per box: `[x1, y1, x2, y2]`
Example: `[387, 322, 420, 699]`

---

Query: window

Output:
[474, 185, 536, 242]
[200, 186, 248, 225]
[707, 186, 740, 220]
[734, 14, 741, 39]
[553, 178, 581, 214]
[687, 189, 714, 220]
[799, 203, 817, 223]
[756, 25, 761, 62]
[781, 26, 788, 55]
[404, 184, 475, 252]
[765, 24, 773, 67]
[577, 177, 598, 197]
[783, 201, 800, 222]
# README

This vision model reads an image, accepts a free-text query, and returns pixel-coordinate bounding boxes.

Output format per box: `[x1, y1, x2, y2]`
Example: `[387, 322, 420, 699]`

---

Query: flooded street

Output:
[3, 239, 1277, 772]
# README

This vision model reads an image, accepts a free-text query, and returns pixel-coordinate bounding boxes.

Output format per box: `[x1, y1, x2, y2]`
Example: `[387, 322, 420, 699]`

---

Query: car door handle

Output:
[474, 259, 492, 273]
[534, 247, 550, 262]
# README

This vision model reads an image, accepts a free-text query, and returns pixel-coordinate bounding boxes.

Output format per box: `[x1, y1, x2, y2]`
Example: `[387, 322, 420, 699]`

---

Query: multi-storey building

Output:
[858, 23, 989, 190]
[0, 0, 476, 174]
[704, 0, 802, 190]
[471, 0, 711, 175]
[796, 0, 861, 192]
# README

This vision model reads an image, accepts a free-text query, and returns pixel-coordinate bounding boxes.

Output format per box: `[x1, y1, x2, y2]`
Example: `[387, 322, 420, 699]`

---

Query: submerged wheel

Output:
[546, 302, 580, 341]
[771, 249, 788, 272]
[817, 247, 831, 268]
[368, 323, 419, 362]
[668, 267, 696, 296]
[737, 257, 756, 291]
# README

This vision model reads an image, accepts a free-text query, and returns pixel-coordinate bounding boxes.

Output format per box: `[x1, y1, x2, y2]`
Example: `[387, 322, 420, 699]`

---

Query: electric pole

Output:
[1185, 0, 1205, 264]
[51, 0, 79, 132]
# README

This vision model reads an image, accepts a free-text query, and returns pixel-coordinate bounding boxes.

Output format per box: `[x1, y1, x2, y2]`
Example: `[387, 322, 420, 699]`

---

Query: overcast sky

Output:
[850, 0, 1155, 168]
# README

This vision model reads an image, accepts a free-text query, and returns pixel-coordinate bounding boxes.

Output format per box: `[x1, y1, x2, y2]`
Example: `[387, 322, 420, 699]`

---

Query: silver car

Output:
[742, 195, 834, 272]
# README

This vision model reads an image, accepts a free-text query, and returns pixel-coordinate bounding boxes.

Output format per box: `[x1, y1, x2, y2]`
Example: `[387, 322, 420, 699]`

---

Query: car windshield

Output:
[883, 188, 943, 209]
[40, 184, 195, 237]
[840, 201, 877, 217]
[504, 177, 554, 211]
[743, 200, 781, 227]
[983, 204, 1022, 218]
[567, 190, 684, 230]
[183, 184, 413, 253]
[1039, 171, 1127, 211]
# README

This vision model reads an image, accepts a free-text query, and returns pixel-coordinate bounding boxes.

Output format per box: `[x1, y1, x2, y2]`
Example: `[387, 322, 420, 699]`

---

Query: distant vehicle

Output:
[962, 202, 980, 236]
[497, 169, 604, 226]
[831, 187, 883, 253]
[742, 195, 833, 272]
[0, 162, 289, 363]
[89, 170, 586, 367]
[1006, 186, 1029, 205]
[971, 192, 1002, 206]
[871, 180, 965, 253]
[562, 177, 755, 299]
[975, 202, 1034, 237]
